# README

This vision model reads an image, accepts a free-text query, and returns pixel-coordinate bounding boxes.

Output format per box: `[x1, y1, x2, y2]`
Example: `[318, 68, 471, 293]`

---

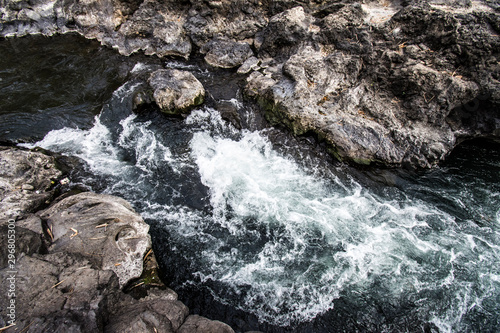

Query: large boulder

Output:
[38, 192, 151, 287]
[148, 69, 205, 115]
[0, 252, 120, 332]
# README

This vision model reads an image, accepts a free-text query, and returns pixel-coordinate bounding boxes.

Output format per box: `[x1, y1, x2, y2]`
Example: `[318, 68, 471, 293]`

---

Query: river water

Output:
[1, 35, 499, 333]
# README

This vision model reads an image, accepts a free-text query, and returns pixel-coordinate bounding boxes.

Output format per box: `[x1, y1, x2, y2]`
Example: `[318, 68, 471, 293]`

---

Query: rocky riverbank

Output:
[1, 0, 499, 168]
[0, 146, 238, 332]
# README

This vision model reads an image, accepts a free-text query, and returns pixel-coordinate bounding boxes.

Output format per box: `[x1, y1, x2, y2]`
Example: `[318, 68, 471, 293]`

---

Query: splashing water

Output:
[25, 99, 500, 331]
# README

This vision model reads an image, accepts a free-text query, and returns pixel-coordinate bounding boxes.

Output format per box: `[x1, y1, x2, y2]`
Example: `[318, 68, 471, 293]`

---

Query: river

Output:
[1, 34, 499, 333]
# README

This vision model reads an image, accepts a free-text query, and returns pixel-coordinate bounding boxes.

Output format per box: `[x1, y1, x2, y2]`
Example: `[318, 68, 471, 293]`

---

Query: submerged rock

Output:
[148, 69, 205, 115]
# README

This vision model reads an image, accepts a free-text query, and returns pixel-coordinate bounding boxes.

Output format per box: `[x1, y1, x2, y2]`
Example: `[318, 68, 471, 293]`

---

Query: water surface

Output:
[2, 35, 499, 333]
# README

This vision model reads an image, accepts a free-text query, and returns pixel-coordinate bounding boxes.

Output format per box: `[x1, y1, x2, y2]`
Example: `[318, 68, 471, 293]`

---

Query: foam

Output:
[25, 105, 500, 330]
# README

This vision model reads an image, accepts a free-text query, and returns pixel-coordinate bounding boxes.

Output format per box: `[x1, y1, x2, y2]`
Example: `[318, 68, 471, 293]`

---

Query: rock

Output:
[148, 69, 205, 115]
[245, 2, 500, 168]
[0, 225, 43, 269]
[237, 56, 260, 74]
[115, 0, 192, 59]
[0, 146, 62, 221]
[177, 315, 235, 333]
[105, 293, 189, 332]
[183, 0, 268, 48]
[0, 252, 119, 332]
[201, 37, 254, 68]
[258, 6, 316, 58]
[38, 192, 151, 287]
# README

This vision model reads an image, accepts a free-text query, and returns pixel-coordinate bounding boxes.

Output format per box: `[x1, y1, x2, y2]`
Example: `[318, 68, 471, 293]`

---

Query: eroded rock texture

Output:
[0, 147, 236, 333]
[1, 1, 499, 166]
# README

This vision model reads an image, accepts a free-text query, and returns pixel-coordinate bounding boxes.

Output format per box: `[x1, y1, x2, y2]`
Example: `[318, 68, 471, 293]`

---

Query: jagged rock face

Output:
[245, 2, 500, 168]
[1, 0, 499, 168]
[148, 69, 205, 114]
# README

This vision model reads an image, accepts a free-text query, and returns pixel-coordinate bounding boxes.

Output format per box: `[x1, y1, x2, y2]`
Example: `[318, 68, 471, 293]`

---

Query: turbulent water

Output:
[3, 35, 500, 332]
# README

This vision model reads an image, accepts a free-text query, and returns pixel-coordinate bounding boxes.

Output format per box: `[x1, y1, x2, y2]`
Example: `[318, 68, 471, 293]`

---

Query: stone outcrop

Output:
[0, 146, 236, 333]
[1, 1, 499, 166]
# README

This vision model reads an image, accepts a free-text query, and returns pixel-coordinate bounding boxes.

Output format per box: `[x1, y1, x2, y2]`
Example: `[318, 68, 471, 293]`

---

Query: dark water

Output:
[2, 35, 499, 333]
[0, 34, 134, 142]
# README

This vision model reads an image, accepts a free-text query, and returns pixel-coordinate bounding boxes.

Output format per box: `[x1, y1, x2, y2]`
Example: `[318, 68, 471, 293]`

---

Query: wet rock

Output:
[177, 315, 235, 333]
[38, 192, 151, 287]
[200, 37, 254, 68]
[0, 146, 62, 221]
[148, 69, 205, 115]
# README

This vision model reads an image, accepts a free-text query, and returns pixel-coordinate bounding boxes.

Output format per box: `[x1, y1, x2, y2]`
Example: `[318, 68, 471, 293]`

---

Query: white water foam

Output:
[25, 106, 500, 330]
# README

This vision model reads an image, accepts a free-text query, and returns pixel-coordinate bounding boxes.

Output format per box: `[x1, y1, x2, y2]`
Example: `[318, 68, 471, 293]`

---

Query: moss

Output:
[351, 157, 373, 166]
[194, 93, 205, 106]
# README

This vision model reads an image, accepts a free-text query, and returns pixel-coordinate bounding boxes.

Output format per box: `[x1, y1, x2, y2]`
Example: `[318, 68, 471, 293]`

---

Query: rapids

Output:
[2, 34, 499, 332]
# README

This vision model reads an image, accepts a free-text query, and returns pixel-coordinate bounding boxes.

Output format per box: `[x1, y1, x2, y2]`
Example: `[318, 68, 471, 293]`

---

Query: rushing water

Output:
[2, 35, 500, 333]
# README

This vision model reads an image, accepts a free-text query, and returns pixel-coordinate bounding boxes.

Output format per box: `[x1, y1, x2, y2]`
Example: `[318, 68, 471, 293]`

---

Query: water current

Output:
[1, 35, 499, 333]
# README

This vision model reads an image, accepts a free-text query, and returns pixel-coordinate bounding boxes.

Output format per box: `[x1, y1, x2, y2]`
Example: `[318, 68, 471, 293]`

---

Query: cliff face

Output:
[1, 0, 499, 168]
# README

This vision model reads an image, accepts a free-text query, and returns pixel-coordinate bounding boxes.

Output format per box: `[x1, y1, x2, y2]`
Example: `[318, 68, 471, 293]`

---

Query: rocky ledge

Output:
[0, 146, 239, 333]
[0, 1, 499, 166]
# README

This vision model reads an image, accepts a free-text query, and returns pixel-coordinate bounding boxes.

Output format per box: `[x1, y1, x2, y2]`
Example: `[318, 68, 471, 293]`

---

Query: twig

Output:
[46, 227, 54, 241]
[77, 266, 90, 270]
[144, 249, 153, 260]
[129, 282, 144, 290]
[95, 223, 109, 229]
[0, 323, 16, 331]
[51, 279, 66, 289]
[70, 228, 79, 239]
[89, 236, 107, 240]
[19, 320, 34, 333]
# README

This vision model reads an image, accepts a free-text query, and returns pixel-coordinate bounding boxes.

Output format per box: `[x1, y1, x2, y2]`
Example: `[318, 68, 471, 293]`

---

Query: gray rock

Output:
[201, 37, 254, 68]
[38, 192, 151, 287]
[0, 252, 119, 332]
[116, 0, 192, 59]
[183, 0, 268, 48]
[258, 6, 316, 57]
[148, 69, 205, 115]
[237, 56, 260, 74]
[177, 315, 235, 333]
[0, 146, 62, 221]
[105, 297, 189, 333]
[0, 225, 42, 269]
